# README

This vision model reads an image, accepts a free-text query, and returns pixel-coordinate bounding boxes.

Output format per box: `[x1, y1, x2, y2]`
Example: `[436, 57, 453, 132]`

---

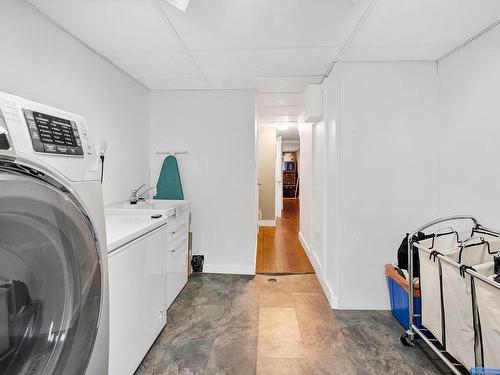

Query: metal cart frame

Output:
[401, 215, 500, 375]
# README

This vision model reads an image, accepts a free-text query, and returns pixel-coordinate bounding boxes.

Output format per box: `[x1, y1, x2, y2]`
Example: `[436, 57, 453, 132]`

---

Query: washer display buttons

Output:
[68, 146, 84, 155]
[30, 130, 40, 140]
[32, 140, 44, 152]
[56, 145, 69, 154]
[43, 144, 57, 153]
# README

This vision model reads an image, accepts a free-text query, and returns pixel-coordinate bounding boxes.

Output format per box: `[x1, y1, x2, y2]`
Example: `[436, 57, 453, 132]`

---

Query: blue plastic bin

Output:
[385, 264, 422, 330]
[470, 369, 500, 375]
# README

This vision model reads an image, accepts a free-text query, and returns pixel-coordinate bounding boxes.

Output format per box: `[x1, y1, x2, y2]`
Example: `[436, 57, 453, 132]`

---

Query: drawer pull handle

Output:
[170, 224, 187, 235]
[170, 241, 186, 253]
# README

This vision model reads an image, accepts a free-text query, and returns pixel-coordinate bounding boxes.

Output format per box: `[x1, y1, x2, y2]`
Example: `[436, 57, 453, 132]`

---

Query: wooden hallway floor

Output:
[256, 198, 315, 274]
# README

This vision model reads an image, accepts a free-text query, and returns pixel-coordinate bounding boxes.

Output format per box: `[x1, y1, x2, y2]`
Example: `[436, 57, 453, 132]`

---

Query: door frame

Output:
[275, 135, 283, 219]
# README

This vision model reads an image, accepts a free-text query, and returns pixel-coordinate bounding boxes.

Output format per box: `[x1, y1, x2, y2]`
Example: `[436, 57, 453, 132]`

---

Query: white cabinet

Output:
[106, 201, 190, 375]
[166, 209, 189, 309]
[108, 225, 168, 375]
[302, 84, 323, 124]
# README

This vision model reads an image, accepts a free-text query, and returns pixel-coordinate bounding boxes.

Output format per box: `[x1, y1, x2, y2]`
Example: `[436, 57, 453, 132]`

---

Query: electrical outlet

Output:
[99, 140, 108, 156]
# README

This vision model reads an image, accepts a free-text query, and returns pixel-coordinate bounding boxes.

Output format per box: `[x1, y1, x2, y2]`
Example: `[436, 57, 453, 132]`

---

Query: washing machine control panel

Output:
[22, 109, 84, 156]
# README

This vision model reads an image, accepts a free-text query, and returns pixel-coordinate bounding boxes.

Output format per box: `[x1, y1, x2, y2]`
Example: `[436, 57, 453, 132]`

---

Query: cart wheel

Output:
[400, 333, 415, 347]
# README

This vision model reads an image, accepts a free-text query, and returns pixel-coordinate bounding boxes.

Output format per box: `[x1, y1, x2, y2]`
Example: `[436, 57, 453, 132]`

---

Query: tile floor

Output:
[135, 273, 441, 375]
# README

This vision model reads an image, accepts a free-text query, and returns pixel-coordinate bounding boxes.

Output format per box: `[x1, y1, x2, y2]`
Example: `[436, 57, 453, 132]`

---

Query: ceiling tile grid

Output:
[27, 0, 500, 91]
[342, 0, 500, 61]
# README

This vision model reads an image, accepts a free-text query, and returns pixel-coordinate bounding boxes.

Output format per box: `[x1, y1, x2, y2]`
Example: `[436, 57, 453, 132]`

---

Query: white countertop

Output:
[104, 199, 190, 254]
[105, 210, 168, 253]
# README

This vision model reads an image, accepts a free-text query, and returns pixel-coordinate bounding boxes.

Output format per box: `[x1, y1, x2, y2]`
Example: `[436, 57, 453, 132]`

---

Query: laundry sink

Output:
[107, 199, 190, 216]
[104, 209, 167, 253]
[113, 200, 158, 209]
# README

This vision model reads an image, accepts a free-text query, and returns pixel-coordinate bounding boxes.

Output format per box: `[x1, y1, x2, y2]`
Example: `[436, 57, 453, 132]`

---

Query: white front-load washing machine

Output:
[0, 91, 109, 375]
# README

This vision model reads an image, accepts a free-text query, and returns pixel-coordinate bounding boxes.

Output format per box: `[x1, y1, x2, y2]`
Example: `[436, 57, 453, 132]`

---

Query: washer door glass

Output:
[0, 171, 102, 375]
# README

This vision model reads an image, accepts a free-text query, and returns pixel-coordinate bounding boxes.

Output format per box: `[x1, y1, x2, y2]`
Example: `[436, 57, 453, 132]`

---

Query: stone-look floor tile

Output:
[257, 307, 303, 359]
[135, 273, 441, 375]
[205, 338, 257, 375]
[256, 357, 312, 375]
[259, 290, 295, 308]
[154, 338, 214, 375]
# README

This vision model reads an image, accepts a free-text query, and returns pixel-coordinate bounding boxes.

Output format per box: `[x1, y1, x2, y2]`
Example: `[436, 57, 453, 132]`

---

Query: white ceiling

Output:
[28, 0, 500, 91]
[257, 93, 302, 141]
[277, 127, 300, 142]
[343, 0, 500, 61]
[283, 141, 300, 152]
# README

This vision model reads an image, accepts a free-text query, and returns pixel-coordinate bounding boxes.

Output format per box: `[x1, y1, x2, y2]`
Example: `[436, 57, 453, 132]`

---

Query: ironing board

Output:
[154, 155, 184, 200]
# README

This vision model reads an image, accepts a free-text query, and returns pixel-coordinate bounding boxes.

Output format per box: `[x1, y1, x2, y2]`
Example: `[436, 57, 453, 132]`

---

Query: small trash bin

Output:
[385, 264, 422, 330]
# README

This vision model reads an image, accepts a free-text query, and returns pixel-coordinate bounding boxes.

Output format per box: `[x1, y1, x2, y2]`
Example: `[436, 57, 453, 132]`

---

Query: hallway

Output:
[256, 198, 314, 274]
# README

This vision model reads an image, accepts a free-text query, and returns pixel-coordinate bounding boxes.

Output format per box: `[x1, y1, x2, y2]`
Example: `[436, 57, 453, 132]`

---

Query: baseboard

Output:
[298, 231, 339, 309]
[298, 231, 310, 253]
[203, 263, 255, 275]
[258, 220, 276, 227]
[298, 231, 319, 270]
[331, 295, 339, 309]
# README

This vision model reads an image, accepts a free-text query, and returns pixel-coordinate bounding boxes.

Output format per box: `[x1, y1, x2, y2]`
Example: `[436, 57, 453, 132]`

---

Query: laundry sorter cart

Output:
[471, 263, 500, 370]
[400, 215, 500, 375]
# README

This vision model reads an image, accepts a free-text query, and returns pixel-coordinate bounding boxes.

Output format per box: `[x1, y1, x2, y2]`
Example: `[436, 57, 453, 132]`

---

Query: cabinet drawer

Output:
[167, 210, 189, 233]
[167, 221, 189, 244]
[166, 236, 188, 309]
[167, 235, 188, 253]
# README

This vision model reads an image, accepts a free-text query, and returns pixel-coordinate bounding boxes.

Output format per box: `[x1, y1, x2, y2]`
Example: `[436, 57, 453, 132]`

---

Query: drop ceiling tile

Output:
[29, 0, 184, 52]
[207, 78, 256, 90]
[255, 76, 323, 94]
[282, 140, 301, 149]
[104, 50, 202, 79]
[142, 77, 210, 90]
[340, 46, 450, 62]
[259, 115, 300, 125]
[159, 0, 372, 50]
[279, 129, 300, 142]
[193, 48, 338, 78]
[257, 94, 304, 107]
[259, 106, 303, 117]
[347, 0, 500, 60]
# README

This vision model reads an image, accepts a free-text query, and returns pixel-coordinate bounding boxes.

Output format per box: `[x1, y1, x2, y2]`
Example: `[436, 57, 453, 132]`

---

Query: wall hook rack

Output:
[155, 150, 188, 156]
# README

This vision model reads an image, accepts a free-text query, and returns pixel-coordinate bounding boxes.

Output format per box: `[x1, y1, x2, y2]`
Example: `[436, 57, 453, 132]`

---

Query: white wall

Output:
[0, 0, 150, 205]
[438, 25, 500, 227]
[304, 32, 500, 310]
[304, 63, 440, 310]
[336, 62, 440, 309]
[149, 90, 257, 275]
[323, 73, 342, 308]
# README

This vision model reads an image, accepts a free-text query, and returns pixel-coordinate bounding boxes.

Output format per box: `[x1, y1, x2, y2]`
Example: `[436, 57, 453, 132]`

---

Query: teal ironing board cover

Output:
[154, 155, 184, 200]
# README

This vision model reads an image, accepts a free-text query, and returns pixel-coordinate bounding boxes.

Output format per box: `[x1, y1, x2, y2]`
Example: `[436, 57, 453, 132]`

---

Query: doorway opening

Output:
[255, 94, 314, 275]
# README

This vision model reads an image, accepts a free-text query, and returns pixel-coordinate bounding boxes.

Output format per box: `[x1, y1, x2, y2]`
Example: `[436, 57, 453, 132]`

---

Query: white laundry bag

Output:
[417, 231, 460, 345]
[441, 239, 500, 370]
[474, 263, 500, 369]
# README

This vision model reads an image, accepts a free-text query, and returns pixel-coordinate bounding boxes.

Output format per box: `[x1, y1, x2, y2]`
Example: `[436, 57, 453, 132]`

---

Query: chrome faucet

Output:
[130, 184, 145, 204]
[130, 184, 156, 204]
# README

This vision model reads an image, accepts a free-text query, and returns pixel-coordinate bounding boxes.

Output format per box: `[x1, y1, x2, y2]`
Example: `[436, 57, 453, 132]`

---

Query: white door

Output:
[275, 135, 283, 218]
